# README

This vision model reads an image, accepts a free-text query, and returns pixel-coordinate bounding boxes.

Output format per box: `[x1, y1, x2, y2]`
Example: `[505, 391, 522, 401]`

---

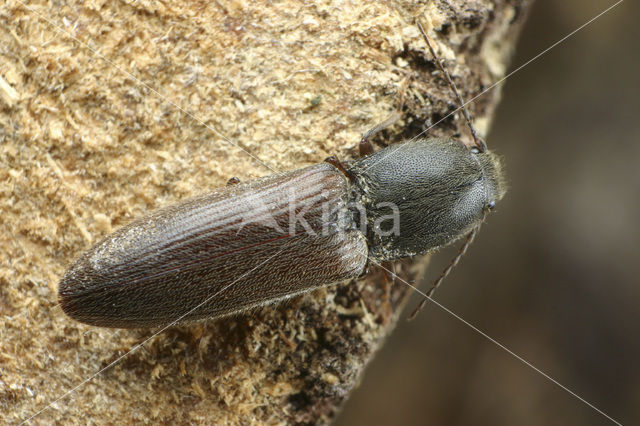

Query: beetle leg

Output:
[379, 260, 396, 324]
[324, 155, 356, 182]
[359, 112, 401, 156]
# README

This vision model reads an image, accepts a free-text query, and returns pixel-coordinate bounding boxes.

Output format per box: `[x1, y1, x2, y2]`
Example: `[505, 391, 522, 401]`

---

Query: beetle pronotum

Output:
[58, 23, 506, 329]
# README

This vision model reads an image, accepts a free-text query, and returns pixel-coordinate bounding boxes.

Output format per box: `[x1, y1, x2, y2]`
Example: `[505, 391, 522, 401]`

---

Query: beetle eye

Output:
[487, 200, 496, 210]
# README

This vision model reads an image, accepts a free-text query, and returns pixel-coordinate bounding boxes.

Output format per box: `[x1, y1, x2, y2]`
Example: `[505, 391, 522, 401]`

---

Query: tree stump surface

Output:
[0, 0, 530, 424]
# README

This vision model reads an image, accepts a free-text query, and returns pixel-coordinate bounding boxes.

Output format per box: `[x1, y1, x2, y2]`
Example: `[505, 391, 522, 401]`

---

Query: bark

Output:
[0, 0, 531, 424]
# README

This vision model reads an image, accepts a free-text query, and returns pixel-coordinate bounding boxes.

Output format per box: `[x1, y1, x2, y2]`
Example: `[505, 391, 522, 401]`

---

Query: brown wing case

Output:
[58, 163, 367, 328]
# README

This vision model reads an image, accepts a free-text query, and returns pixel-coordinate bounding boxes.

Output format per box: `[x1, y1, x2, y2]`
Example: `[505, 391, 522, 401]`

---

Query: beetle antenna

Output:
[408, 225, 479, 320]
[417, 22, 487, 152]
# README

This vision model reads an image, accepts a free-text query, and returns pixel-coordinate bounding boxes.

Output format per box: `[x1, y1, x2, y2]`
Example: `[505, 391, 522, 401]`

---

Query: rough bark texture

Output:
[1, 0, 530, 424]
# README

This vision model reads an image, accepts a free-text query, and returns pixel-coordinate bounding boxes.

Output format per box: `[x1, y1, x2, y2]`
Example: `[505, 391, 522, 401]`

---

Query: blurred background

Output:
[338, 1, 639, 425]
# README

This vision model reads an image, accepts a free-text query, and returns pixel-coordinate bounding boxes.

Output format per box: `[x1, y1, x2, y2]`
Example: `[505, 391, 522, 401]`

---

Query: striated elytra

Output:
[58, 137, 505, 328]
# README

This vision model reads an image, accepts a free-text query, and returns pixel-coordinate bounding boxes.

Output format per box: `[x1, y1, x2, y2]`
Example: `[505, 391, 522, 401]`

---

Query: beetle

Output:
[58, 24, 506, 328]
